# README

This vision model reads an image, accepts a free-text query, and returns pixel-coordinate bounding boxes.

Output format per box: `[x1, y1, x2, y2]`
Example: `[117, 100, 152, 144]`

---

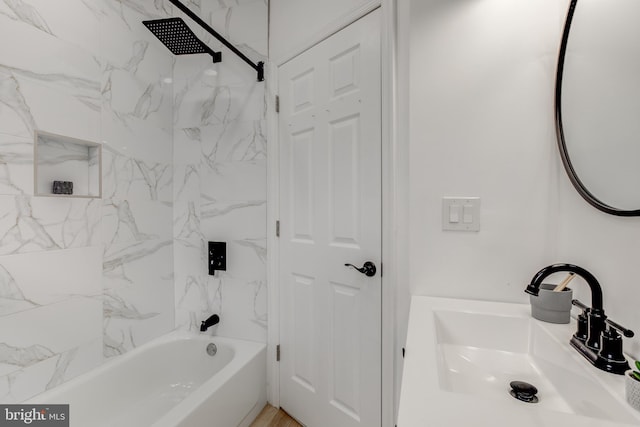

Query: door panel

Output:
[329, 114, 361, 246]
[291, 129, 315, 242]
[279, 9, 381, 427]
[329, 281, 361, 420]
[291, 273, 316, 391]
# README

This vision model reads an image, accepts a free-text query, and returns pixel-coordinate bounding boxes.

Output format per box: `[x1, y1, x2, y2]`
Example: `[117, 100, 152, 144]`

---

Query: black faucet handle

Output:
[571, 299, 589, 312]
[598, 326, 631, 369]
[605, 318, 634, 338]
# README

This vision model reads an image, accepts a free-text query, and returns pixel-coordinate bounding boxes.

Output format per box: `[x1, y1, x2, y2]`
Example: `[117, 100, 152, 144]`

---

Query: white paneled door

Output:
[278, 9, 382, 427]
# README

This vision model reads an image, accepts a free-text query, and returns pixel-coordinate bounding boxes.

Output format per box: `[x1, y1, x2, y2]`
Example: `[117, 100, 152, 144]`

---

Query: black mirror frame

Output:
[555, 0, 640, 216]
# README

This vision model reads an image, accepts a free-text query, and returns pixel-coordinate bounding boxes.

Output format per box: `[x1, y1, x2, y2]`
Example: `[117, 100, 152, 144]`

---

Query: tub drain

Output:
[206, 343, 217, 356]
[509, 380, 538, 403]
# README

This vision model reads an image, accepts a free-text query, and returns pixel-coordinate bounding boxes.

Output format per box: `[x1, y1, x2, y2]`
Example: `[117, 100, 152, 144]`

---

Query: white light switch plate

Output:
[442, 197, 480, 231]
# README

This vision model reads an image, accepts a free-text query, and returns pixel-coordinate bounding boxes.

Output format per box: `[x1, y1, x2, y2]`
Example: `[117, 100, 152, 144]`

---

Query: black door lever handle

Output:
[344, 261, 377, 277]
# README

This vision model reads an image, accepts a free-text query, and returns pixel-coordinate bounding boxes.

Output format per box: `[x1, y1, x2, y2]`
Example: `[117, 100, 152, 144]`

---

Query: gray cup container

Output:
[530, 283, 573, 324]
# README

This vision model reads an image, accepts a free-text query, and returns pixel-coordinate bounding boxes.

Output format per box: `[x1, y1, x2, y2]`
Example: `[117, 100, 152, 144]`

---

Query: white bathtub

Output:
[28, 331, 267, 427]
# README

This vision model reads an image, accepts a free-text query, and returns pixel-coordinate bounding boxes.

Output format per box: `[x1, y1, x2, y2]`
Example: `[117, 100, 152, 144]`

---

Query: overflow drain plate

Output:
[206, 343, 217, 356]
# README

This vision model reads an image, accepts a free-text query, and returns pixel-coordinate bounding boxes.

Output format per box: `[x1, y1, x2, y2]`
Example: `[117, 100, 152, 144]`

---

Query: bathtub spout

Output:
[200, 314, 220, 332]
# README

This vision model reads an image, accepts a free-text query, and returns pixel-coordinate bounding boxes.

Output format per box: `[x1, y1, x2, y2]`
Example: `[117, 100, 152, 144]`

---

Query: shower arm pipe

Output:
[168, 0, 264, 81]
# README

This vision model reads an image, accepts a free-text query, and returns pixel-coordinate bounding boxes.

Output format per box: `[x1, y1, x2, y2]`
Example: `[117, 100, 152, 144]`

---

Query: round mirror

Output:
[556, 0, 640, 215]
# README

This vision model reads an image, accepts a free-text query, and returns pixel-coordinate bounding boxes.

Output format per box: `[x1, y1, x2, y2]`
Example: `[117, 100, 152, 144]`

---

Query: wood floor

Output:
[249, 405, 303, 427]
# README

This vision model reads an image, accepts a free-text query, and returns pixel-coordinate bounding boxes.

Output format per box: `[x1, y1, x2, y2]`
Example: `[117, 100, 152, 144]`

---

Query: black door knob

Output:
[344, 261, 377, 277]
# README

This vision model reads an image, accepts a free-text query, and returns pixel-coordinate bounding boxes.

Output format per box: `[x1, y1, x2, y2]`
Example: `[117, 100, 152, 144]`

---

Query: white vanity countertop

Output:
[397, 296, 640, 427]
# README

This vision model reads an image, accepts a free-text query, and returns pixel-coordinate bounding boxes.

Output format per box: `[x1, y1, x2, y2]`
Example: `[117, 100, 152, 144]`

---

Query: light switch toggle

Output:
[449, 205, 460, 223]
[463, 204, 474, 224]
[442, 197, 481, 231]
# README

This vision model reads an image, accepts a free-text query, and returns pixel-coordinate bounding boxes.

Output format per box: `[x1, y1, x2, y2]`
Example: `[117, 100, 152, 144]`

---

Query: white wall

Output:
[408, 0, 564, 301]
[408, 0, 640, 358]
[269, 0, 378, 63]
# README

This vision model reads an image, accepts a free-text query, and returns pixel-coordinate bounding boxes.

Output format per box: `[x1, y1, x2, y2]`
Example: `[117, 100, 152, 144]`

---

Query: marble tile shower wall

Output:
[0, 0, 174, 402]
[172, 0, 268, 342]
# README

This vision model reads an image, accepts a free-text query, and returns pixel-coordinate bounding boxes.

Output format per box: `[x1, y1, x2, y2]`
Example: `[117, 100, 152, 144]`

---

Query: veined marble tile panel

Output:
[0, 195, 101, 255]
[173, 129, 203, 203]
[0, 356, 57, 403]
[102, 198, 173, 246]
[0, 246, 102, 316]
[97, 0, 172, 33]
[0, 68, 100, 141]
[171, 0, 267, 57]
[173, 56, 220, 85]
[174, 126, 205, 165]
[0, 338, 102, 403]
[174, 272, 214, 332]
[101, 108, 173, 164]
[102, 236, 173, 356]
[201, 0, 267, 47]
[102, 238, 173, 286]
[29, 196, 102, 248]
[224, 238, 266, 280]
[200, 120, 266, 162]
[103, 67, 173, 131]
[103, 312, 173, 358]
[207, 0, 267, 8]
[0, 134, 33, 195]
[230, 39, 268, 65]
[187, 27, 266, 65]
[0, 91, 33, 139]
[0, 16, 100, 85]
[103, 274, 173, 322]
[0, 296, 102, 365]
[173, 236, 205, 277]
[99, 10, 174, 78]
[200, 199, 266, 240]
[41, 338, 102, 394]
[99, 0, 174, 141]
[173, 200, 203, 245]
[0, 0, 101, 55]
[173, 164, 201, 206]
[174, 78, 265, 128]
[189, 31, 266, 65]
[0, 0, 55, 36]
[102, 147, 173, 203]
[103, 287, 174, 358]
[199, 160, 266, 201]
[101, 27, 174, 121]
[0, 263, 38, 320]
[203, 274, 266, 342]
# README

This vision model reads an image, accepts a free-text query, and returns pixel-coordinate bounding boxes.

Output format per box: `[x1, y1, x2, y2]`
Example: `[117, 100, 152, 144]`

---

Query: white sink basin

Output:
[398, 297, 640, 427]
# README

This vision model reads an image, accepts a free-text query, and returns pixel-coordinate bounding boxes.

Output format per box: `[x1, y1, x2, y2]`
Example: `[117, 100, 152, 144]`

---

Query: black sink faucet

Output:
[525, 263, 633, 374]
[526, 263, 605, 350]
[525, 263, 603, 310]
[200, 314, 220, 332]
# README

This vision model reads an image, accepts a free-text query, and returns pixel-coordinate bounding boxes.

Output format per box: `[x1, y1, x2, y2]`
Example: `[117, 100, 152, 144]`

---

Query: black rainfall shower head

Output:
[143, 17, 221, 62]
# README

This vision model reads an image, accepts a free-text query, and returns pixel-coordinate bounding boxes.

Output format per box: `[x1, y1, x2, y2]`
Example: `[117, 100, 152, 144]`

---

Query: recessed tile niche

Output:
[34, 131, 102, 198]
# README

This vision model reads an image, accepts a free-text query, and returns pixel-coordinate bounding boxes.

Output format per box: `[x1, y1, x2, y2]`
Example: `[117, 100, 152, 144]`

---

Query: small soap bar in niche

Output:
[52, 181, 73, 195]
